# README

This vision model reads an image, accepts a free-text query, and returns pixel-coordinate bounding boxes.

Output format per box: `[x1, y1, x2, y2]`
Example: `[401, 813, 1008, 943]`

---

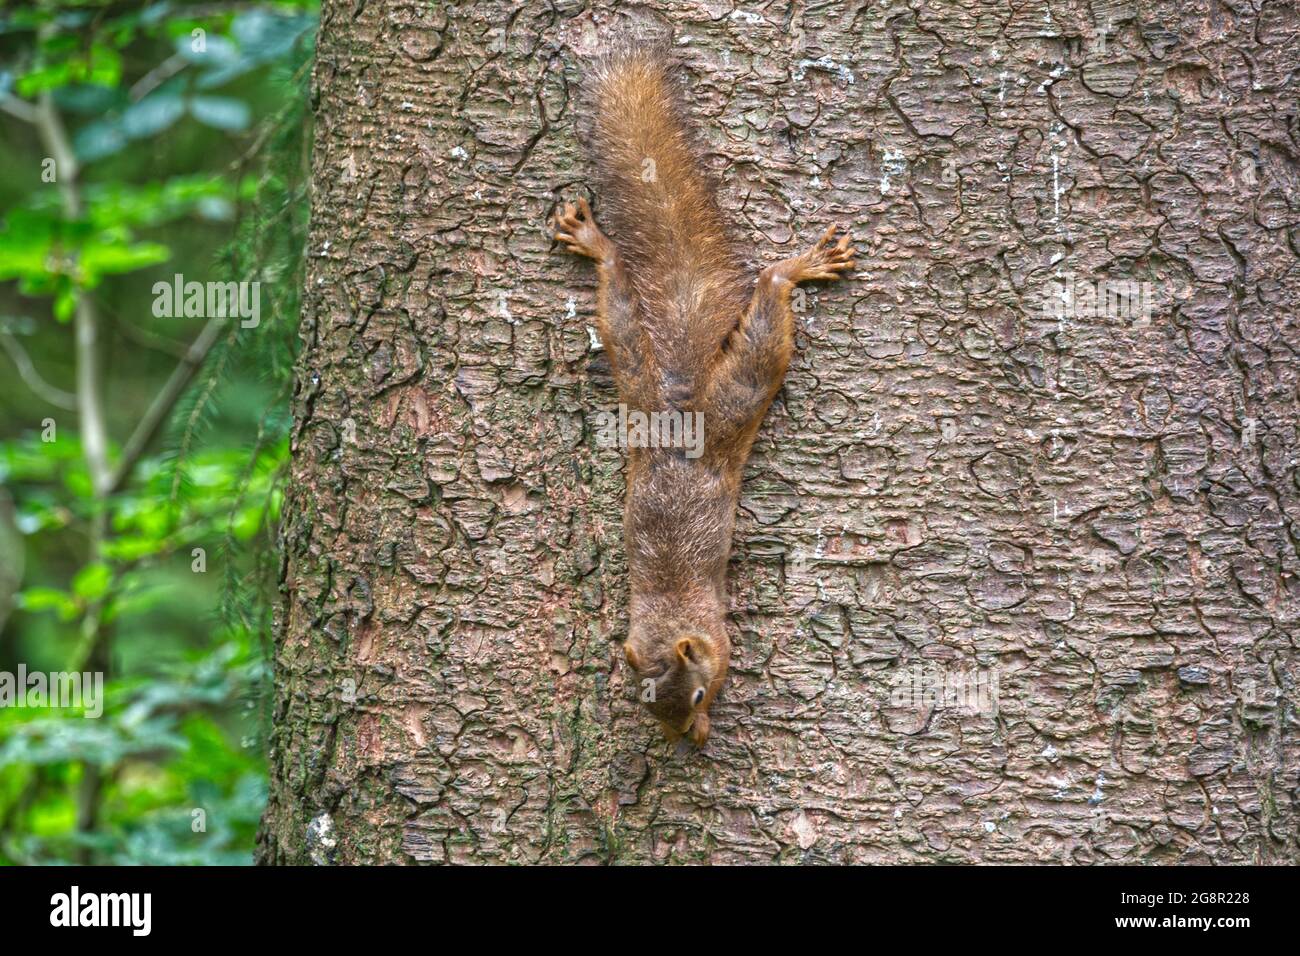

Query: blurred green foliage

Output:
[0, 0, 317, 864]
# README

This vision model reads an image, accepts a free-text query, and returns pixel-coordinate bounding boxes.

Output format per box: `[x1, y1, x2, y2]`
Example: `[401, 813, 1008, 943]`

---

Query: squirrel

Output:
[553, 46, 855, 746]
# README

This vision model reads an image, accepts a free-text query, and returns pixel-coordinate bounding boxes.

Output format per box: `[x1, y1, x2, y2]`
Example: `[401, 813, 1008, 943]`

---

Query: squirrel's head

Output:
[623, 629, 726, 745]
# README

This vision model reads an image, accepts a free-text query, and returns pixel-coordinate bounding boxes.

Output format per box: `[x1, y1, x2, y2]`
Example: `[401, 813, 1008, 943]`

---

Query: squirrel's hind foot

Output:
[784, 224, 856, 282]
[553, 197, 612, 262]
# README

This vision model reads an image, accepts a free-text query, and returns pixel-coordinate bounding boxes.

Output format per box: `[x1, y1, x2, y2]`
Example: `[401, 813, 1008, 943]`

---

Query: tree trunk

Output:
[258, 0, 1299, 864]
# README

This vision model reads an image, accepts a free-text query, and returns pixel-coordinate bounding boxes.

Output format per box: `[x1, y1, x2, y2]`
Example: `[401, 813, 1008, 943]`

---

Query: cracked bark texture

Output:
[257, 0, 1300, 864]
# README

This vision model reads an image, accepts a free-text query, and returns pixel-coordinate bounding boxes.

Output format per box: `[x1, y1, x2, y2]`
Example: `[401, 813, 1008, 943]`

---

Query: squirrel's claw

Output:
[553, 197, 610, 261]
[781, 225, 857, 283]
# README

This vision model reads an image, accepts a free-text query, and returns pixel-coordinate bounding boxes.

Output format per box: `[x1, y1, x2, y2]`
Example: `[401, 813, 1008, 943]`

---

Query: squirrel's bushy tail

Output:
[588, 46, 746, 376]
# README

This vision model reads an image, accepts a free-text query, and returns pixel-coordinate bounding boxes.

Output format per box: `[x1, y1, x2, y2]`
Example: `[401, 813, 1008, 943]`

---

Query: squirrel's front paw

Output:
[791, 225, 856, 282]
[553, 197, 610, 261]
[688, 712, 711, 747]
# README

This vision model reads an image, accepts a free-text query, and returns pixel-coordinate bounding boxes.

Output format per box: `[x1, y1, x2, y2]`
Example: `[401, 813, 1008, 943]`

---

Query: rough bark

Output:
[258, 0, 1300, 864]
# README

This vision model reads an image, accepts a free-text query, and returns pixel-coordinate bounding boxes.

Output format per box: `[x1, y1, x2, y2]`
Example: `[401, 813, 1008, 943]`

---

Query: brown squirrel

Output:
[554, 47, 855, 745]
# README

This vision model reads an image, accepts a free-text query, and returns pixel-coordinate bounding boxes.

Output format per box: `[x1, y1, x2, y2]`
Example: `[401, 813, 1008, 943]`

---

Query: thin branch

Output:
[128, 52, 189, 101]
[32, 92, 79, 213]
[106, 314, 226, 495]
[31, 66, 113, 863]
[0, 329, 77, 409]
[105, 305, 190, 358]
[31, 89, 116, 498]
[0, 95, 38, 124]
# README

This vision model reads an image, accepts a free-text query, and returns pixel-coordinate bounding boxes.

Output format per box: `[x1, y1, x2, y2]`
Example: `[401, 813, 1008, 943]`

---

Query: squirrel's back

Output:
[587, 47, 747, 382]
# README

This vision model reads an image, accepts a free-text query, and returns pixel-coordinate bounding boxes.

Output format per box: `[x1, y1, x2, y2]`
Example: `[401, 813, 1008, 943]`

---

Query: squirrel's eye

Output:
[692, 688, 706, 707]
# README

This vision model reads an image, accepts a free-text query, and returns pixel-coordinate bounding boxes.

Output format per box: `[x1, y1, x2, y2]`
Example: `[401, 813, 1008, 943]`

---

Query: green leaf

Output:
[53, 287, 76, 322]
[188, 96, 250, 132]
[79, 238, 170, 280]
[73, 119, 128, 162]
[175, 32, 239, 65]
[196, 196, 234, 222]
[121, 93, 185, 138]
[54, 83, 125, 115]
[84, 176, 235, 230]
[83, 44, 124, 88]
[72, 562, 112, 602]
[16, 586, 78, 620]
[16, 44, 121, 96]
[232, 11, 314, 62]
[16, 62, 73, 97]
[100, 535, 165, 562]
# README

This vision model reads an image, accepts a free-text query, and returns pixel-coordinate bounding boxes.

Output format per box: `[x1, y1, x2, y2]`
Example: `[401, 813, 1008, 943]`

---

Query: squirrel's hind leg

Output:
[705, 226, 855, 428]
[775, 224, 856, 283]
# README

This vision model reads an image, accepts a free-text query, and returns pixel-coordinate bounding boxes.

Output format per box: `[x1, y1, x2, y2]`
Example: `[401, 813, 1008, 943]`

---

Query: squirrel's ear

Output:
[623, 642, 643, 672]
[674, 637, 697, 665]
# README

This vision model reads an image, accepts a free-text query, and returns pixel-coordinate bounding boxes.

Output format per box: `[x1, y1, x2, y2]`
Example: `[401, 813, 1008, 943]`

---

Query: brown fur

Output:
[554, 47, 855, 746]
